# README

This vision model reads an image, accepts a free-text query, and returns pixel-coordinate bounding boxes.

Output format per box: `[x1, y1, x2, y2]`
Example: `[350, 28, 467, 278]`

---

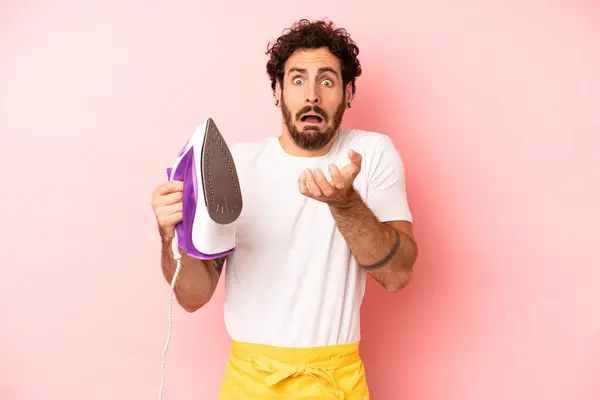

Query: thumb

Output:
[348, 149, 362, 165]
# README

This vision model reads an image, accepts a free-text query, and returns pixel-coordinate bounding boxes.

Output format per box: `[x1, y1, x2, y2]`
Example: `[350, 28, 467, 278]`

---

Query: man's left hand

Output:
[298, 149, 362, 206]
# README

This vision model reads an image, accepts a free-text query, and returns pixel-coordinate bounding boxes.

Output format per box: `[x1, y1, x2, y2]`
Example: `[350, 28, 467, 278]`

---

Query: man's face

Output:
[278, 47, 350, 151]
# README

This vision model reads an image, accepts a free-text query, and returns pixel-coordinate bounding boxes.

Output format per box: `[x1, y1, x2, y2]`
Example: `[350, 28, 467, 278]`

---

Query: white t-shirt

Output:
[221, 128, 413, 348]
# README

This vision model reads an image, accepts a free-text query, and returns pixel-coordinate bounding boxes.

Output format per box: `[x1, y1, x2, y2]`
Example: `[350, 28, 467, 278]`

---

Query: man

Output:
[151, 19, 418, 399]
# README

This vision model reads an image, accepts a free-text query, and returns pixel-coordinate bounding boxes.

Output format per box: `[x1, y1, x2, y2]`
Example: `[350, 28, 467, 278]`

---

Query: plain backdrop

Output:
[1, 1, 599, 399]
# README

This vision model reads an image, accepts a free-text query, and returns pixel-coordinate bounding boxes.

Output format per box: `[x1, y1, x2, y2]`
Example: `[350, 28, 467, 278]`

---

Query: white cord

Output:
[158, 256, 182, 400]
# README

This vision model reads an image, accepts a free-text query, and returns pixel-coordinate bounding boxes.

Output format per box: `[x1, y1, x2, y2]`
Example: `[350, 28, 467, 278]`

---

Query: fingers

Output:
[340, 151, 362, 178]
[155, 201, 183, 235]
[152, 190, 183, 208]
[298, 171, 309, 195]
[298, 162, 359, 201]
[152, 180, 184, 234]
[311, 168, 336, 196]
[161, 202, 183, 214]
[155, 202, 183, 221]
[348, 149, 362, 166]
[299, 169, 336, 198]
[328, 164, 346, 190]
[303, 170, 324, 197]
[153, 180, 183, 197]
[156, 211, 183, 229]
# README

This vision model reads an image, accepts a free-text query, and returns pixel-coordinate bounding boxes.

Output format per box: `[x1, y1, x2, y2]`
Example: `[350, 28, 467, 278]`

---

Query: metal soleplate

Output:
[200, 118, 243, 225]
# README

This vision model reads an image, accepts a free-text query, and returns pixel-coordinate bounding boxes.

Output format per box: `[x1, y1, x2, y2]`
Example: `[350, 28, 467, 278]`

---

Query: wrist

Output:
[160, 231, 174, 245]
[329, 186, 361, 211]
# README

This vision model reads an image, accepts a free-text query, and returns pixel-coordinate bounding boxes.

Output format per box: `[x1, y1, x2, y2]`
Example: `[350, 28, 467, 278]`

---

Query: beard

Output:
[280, 95, 346, 151]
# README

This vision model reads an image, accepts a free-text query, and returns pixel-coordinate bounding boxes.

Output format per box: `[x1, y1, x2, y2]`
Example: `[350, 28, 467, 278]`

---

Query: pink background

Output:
[1, 1, 599, 399]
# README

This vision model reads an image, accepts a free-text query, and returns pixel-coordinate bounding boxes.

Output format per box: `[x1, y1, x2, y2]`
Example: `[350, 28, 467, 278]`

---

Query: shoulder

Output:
[340, 127, 396, 148]
[338, 128, 401, 163]
[337, 128, 407, 188]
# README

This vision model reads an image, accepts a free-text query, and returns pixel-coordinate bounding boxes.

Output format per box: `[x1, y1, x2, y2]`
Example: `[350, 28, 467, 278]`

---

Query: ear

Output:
[345, 83, 353, 105]
[274, 80, 282, 107]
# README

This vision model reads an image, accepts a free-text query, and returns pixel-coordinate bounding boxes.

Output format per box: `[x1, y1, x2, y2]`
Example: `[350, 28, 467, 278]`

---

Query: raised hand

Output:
[298, 149, 362, 206]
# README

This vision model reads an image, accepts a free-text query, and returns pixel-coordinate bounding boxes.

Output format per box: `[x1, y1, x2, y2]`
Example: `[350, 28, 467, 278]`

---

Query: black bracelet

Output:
[359, 229, 401, 270]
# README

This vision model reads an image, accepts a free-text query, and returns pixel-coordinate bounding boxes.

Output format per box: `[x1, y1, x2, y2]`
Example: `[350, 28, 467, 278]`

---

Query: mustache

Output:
[296, 105, 327, 121]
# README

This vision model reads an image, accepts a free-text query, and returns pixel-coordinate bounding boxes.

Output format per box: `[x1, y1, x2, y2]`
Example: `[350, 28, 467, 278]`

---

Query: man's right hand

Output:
[152, 180, 184, 239]
[153, 179, 223, 311]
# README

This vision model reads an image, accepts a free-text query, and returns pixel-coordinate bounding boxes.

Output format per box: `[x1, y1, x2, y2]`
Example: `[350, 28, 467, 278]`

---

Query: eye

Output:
[321, 79, 333, 87]
[293, 77, 303, 85]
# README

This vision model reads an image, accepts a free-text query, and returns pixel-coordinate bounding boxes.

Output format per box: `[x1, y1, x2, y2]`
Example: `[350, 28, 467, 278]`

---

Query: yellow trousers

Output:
[218, 340, 370, 399]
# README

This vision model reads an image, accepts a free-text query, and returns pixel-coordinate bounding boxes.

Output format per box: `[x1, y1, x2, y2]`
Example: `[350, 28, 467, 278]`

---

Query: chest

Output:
[235, 170, 325, 249]
[235, 164, 367, 251]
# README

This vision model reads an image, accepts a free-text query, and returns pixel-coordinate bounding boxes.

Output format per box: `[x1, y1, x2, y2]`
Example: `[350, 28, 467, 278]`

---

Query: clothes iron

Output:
[166, 117, 243, 259]
[159, 118, 242, 400]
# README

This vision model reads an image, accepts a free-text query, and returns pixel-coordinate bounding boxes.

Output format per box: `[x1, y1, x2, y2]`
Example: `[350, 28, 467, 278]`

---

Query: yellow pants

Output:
[218, 340, 370, 399]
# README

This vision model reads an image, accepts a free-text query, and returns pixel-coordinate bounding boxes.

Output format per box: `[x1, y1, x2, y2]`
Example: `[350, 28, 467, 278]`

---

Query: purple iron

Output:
[159, 118, 242, 400]
[166, 117, 242, 259]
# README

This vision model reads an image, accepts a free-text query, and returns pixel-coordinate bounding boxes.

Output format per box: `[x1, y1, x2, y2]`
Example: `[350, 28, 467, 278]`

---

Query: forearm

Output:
[160, 235, 221, 312]
[329, 188, 418, 292]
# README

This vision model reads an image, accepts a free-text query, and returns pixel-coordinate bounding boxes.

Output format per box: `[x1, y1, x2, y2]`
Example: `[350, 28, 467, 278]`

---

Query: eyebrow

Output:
[288, 67, 339, 77]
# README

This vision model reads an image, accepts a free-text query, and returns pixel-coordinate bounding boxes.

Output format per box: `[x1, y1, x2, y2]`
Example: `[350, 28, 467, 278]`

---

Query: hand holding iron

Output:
[152, 180, 184, 239]
[298, 149, 363, 207]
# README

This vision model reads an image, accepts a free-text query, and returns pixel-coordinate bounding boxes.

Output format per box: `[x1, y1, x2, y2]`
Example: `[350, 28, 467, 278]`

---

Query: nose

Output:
[305, 83, 320, 104]
[305, 95, 319, 104]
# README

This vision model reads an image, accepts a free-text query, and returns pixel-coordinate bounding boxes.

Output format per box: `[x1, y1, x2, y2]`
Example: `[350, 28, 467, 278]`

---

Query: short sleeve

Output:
[365, 135, 413, 223]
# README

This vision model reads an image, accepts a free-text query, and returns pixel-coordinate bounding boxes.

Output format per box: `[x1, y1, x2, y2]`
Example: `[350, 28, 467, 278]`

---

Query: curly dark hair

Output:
[266, 19, 362, 96]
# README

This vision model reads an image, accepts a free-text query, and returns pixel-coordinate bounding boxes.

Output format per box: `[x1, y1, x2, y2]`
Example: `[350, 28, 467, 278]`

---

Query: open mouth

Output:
[299, 114, 324, 124]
